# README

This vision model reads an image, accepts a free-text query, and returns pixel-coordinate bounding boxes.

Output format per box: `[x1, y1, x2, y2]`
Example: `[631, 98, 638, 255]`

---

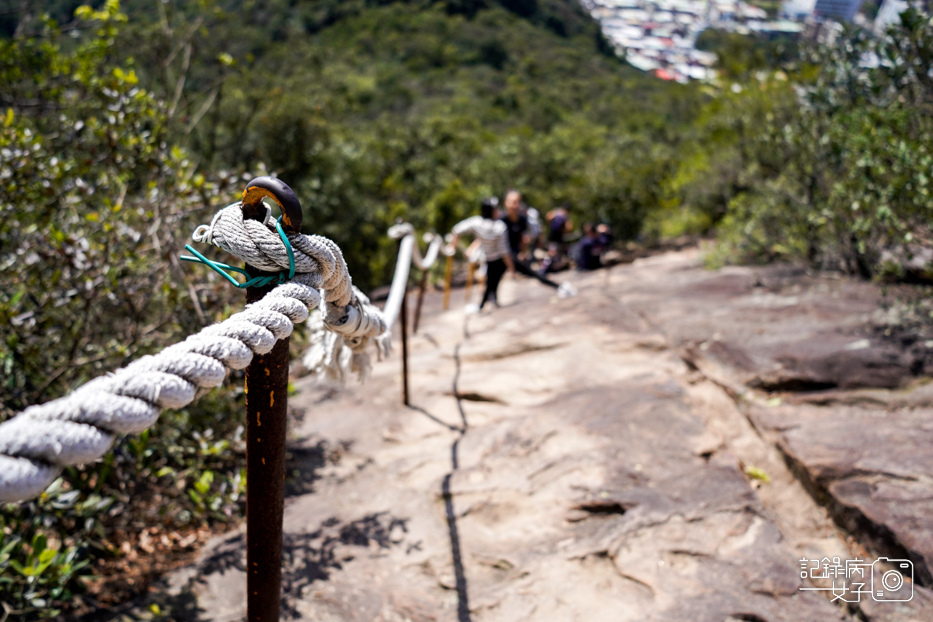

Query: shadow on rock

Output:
[279, 513, 410, 619]
[73, 513, 410, 622]
[71, 589, 207, 622]
[284, 437, 354, 498]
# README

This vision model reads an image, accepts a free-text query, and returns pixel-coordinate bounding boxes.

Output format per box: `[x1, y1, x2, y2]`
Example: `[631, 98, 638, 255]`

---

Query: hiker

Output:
[451, 197, 514, 309]
[526, 205, 542, 258]
[596, 223, 612, 250]
[540, 203, 573, 275]
[576, 222, 603, 271]
[502, 189, 531, 260]
[501, 189, 571, 294]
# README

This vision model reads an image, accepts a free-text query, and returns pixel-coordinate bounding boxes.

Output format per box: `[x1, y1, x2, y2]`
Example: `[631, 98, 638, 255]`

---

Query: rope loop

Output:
[181, 216, 296, 289]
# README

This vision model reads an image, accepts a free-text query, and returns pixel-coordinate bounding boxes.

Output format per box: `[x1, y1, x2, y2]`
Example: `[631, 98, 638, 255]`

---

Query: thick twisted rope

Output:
[194, 202, 387, 346]
[302, 222, 440, 379]
[381, 223, 441, 328]
[387, 222, 442, 271]
[0, 202, 388, 503]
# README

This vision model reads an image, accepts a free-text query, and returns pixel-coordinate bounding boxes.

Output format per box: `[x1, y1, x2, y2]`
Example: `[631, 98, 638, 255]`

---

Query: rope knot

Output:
[182, 202, 297, 289]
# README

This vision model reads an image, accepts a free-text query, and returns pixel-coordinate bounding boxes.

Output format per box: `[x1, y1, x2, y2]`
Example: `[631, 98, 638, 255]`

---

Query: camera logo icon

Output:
[871, 558, 913, 602]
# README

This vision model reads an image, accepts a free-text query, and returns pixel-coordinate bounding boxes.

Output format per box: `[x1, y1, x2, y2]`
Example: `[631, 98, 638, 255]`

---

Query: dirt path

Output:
[109, 248, 933, 622]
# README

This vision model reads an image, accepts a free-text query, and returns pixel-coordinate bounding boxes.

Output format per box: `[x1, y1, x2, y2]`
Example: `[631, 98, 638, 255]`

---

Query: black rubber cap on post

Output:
[242, 176, 303, 233]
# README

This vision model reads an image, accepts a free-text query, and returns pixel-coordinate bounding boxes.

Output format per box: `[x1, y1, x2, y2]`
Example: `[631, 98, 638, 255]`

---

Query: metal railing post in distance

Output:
[240, 176, 302, 622]
[413, 269, 428, 334]
[400, 285, 411, 406]
[442, 253, 453, 311]
[398, 238, 411, 406]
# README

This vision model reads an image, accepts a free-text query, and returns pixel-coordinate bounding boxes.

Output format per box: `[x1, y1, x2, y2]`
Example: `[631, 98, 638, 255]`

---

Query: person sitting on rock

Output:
[576, 222, 603, 271]
[540, 203, 573, 275]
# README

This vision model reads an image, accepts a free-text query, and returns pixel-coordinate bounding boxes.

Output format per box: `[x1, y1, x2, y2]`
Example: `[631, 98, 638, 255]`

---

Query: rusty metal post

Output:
[413, 269, 428, 334]
[244, 280, 287, 622]
[442, 253, 453, 311]
[240, 177, 303, 622]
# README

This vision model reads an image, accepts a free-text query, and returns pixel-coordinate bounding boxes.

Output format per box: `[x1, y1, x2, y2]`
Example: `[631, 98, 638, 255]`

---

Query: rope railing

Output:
[0, 204, 467, 503]
[385, 222, 443, 324]
[0, 196, 389, 504]
[303, 221, 444, 380]
[382, 223, 417, 329]
[0, 174, 532, 622]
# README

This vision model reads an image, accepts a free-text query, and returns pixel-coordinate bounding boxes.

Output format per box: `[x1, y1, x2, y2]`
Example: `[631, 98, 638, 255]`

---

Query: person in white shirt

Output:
[451, 197, 514, 309]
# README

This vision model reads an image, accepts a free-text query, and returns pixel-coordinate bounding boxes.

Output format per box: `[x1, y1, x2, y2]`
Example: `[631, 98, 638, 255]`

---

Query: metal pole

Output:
[399, 242, 411, 406]
[413, 269, 428, 334]
[240, 177, 303, 622]
[442, 254, 453, 311]
[244, 279, 287, 622]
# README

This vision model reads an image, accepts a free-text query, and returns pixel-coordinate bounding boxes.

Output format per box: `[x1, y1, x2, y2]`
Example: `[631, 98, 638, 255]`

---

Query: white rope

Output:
[0, 201, 388, 503]
[303, 222, 441, 379]
[383, 222, 441, 328]
[381, 231, 415, 331]
[416, 233, 442, 270]
[387, 222, 442, 271]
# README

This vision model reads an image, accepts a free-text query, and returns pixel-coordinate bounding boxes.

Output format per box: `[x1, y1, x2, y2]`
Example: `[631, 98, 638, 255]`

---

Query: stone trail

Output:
[97, 248, 933, 622]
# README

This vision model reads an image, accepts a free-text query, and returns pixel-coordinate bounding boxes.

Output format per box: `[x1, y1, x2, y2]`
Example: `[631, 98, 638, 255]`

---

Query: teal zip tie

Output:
[181, 217, 297, 288]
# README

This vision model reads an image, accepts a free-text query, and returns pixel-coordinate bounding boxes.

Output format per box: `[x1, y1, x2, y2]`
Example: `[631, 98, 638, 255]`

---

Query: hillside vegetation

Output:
[110, 0, 715, 286]
[1, 0, 932, 618]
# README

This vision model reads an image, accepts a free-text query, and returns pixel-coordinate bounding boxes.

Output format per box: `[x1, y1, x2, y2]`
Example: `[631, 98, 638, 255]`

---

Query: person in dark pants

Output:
[483, 253, 509, 309]
[502, 189, 532, 259]
[501, 189, 564, 291]
[451, 197, 514, 309]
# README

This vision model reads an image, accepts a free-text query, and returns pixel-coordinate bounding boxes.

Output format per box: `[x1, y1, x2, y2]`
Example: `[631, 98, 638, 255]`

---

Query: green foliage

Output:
[697, 28, 798, 80]
[0, 1, 229, 409]
[0, 476, 112, 618]
[0, 4, 250, 618]
[112, 0, 702, 287]
[713, 10, 933, 278]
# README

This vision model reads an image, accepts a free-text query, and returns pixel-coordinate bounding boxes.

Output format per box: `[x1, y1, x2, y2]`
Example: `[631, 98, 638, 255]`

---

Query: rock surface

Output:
[607, 252, 933, 599]
[750, 402, 933, 587]
[97, 249, 933, 622]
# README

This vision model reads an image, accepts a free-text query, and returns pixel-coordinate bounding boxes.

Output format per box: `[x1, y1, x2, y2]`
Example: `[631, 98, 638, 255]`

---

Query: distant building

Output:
[592, 0, 814, 82]
[874, 0, 908, 30]
[814, 0, 865, 20]
[781, 0, 816, 20]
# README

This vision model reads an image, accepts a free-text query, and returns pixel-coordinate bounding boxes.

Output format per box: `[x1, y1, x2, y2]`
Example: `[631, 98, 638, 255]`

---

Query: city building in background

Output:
[581, 0, 804, 82]
[874, 0, 909, 29]
[814, 0, 865, 21]
[581, 0, 920, 82]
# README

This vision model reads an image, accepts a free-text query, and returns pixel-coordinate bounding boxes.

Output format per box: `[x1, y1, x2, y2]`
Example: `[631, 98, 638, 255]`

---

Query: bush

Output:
[713, 10, 933, 278]
[0, 4, 251, 617]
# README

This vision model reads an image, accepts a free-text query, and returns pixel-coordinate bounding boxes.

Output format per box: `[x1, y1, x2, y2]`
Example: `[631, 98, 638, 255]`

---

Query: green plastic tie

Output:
[181, 217, 297, 288]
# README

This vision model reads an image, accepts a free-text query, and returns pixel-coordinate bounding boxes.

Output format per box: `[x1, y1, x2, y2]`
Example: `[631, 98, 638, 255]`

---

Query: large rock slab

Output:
[614, 257, 933, 391]
[750, 402, 933, 587]
[610, 250, 933, 618]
